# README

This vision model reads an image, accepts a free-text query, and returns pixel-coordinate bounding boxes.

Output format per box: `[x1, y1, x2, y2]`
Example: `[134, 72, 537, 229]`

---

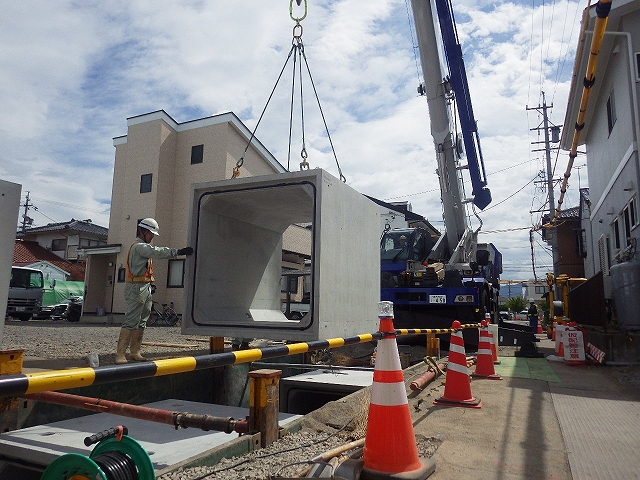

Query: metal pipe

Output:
[409, 362, 447, 391]
[554, 0, 612, 222]
[23, 391, 248, 434]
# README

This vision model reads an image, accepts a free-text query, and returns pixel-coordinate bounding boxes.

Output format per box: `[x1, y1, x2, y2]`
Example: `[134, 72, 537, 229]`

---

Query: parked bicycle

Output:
[148, 301, 180, 326]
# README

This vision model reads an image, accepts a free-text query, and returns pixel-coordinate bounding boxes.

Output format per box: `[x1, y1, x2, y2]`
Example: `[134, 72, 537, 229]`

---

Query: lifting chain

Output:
[232, 0, 345, 183]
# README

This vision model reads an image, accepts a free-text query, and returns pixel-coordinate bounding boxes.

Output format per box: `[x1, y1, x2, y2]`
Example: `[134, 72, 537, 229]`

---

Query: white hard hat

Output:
[138, 218, 160, 236]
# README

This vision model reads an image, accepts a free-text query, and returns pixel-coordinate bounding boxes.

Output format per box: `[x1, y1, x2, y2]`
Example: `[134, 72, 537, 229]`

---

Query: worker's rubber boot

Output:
[115, 328, 132, 364]
[129, 328, 149, 362]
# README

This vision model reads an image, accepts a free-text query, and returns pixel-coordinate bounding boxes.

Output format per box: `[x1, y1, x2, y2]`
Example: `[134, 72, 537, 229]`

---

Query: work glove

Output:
[177, 247, 194, 256]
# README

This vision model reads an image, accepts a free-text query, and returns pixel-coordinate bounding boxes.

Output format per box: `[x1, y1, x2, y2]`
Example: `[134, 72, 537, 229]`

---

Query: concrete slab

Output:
[404, 338, 640, 479]
[548, 358, 640, 480]
[281, 368, 373, 413]
[0, 399, 300, 471]
[551, 392, 640, 479]
[183, 169, 381, 341]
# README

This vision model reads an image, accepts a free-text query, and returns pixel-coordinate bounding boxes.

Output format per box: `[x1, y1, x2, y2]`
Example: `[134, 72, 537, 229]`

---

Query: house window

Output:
[167, 259, 185, 288]
[635, 52, 640, 81]
[117, 268, 126, 283]
[535, 285, 546, 294]
[576, 229, 587, 258]
[51, 238, 67, 251]
[140, 173, 153, 193]
[613, 217, 621, 249]
[191, 144, 204, 164]
[606, 89, 617, 135]
[625, 197, 638, 229]
[79, 238, 105, 247]
[623, 202, 634, 245]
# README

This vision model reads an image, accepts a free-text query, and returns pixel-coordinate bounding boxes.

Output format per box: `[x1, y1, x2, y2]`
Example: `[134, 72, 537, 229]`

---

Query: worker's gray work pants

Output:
[124, 282, 152, 329]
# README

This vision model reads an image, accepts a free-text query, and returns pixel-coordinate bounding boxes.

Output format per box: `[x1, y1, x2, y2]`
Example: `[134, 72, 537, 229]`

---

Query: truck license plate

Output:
[16, 307, 26, 312]
[429, 295, 447, 304]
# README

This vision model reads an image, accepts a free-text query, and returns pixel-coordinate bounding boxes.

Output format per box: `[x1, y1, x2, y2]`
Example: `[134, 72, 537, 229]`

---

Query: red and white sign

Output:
[564, 329, 585, 364]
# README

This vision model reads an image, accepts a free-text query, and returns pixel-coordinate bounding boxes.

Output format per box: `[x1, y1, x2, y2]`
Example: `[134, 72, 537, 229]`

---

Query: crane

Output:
[379, 0, 502, 342]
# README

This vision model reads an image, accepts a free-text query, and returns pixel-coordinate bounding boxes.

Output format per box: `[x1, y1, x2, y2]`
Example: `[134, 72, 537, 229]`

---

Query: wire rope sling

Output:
[231, 0, 346, 183]
[39, 425, 155, 480]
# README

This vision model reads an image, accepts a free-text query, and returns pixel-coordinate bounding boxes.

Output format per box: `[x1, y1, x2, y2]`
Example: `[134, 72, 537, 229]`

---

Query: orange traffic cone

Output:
[433, 320, 482, 408]
[556, 324, 566, 357]
[472, 321, 502, 380]
[362, 301, 436, 480]
[537, 319, 543, 334]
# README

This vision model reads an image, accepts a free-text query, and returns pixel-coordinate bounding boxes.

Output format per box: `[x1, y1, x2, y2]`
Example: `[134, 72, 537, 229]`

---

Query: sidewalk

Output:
[407, 338, 640, 480]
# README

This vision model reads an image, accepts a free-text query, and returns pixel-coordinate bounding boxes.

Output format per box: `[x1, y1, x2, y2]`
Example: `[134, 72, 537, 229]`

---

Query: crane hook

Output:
[290, 0, 307, 24]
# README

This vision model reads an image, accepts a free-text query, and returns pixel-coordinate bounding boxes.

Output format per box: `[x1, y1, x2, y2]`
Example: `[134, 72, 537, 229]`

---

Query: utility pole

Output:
[527, 91, 560, 278]
[20, 192, 36, 232]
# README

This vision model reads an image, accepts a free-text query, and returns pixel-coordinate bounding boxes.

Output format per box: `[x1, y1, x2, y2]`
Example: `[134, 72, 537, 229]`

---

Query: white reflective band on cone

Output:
[477, 348, 492, 356]
[374, 338, 402, 371]
[370, 381, 409, 406]
[446, 362, 469, 375]
[449, 342, 466, 355]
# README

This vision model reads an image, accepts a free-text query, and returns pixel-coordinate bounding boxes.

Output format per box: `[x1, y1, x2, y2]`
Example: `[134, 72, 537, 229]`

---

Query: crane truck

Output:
[380, 0, 502, 342]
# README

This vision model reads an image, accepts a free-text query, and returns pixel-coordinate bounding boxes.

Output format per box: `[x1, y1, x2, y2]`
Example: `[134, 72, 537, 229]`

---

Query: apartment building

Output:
[82, 110, 286, 315]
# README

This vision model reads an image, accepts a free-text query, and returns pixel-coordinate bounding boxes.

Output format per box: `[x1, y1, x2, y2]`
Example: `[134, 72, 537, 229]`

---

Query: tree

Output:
[505, 296, 527, 313]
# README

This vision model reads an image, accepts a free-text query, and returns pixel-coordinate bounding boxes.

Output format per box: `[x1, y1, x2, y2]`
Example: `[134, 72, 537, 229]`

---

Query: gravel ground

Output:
[156, 431, 439, 480]
[1, 318, 213, 367]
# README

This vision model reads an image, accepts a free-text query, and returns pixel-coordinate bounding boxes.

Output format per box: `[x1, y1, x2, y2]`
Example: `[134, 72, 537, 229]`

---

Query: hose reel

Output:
[40, 426, 155, 480]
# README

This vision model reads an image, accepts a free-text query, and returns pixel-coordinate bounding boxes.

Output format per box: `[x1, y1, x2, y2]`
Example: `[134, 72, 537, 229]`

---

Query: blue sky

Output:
[0, 0, 586, 280]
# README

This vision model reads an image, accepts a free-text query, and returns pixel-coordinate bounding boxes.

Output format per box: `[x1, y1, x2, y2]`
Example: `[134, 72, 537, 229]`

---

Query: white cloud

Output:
[0, 0, 585, 281]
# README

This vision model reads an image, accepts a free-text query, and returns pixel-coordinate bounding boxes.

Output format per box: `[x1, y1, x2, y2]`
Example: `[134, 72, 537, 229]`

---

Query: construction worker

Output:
[115, 218, 193, 364]
[527, 298, 539, 332]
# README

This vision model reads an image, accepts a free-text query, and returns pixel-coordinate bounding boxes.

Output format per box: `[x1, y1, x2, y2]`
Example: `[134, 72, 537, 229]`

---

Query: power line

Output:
[32, 196, 110, 215]
[384, 159, 535, 202]
[478, 226, 534, 234]
[482, 174, 538, 212]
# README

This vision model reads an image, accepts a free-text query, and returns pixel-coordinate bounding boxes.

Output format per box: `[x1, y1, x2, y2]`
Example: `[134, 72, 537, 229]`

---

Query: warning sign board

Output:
[564, 329, 585, 364]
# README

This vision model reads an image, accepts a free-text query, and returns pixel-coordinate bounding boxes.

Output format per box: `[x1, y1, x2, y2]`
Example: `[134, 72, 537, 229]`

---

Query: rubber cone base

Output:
[362, 457, 436, 480]
[471, 371, 503, 380]
[433, 395, 482, 409]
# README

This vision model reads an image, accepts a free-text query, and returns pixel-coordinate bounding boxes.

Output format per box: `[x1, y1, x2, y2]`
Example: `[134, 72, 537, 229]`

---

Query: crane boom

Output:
[410, 0, 492, 257]
[411, 0, 467, 255]
[434, 0, 491, 210]
[378, 0, 502, 343]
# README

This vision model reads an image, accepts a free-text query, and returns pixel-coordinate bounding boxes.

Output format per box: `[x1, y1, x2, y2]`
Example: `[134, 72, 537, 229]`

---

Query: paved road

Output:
[405, 338, 640, 479]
